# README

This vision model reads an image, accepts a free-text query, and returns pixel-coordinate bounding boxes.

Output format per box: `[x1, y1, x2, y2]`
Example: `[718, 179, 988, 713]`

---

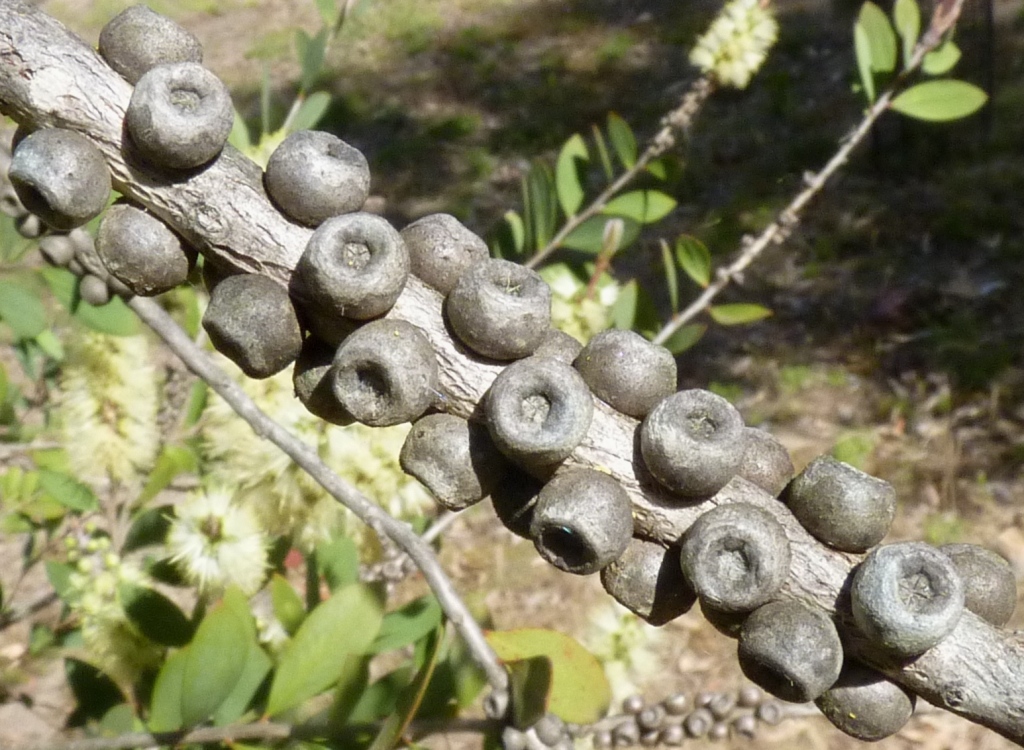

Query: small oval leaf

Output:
[180, 595, 251, 727]
[890, 79, 987, 122]
[0, 280, 46, 340]
[270, 574, 306, 636]
[148, 649, 188, 732]
[663, 323, 707, 355]
[606, 112, 637, 168]
[555, 134, 588, 218]
[893, 0, 920, 67]
[369, 595, 443, 655]
[37, 470, 98, 512]
[120, 584, 193, 647]
[708, 303, 773, 325]
[858, 2, 898, 73]
[561, 216, 640, 255]
[922, 40, 962, 76]
[603, 190, 676, 224]
[675, 235, 712, 288]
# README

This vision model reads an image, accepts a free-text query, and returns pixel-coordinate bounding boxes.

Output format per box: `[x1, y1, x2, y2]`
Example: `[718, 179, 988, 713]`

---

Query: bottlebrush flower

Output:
[690, 0, 778, 89]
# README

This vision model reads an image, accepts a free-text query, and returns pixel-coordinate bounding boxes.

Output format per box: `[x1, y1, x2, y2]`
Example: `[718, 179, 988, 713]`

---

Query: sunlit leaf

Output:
[646, 158, 668, 180]
[561, 216, 640, 255]
[506, 656, 551, 729]
[659, 240, 678, 313]
[212, 641, 272, 726]
[180, 592, 251, 726]
[148, 649, 187, 732]
[0, 279, 46, 340]
[708, 303, 773, 325]
[525, 161, 557, 251]
[296, 27, 329, 93]
[590, 123, 614, 181]
[854, 26, 875, 103]
[228, 110, 251, 153]
[315, 0, 336, 26]
[893, 0, 920, 67]
[610, 279, 638, 330]
[603, 190, 675, 224]
[317, 536, 360, 592]
[139, 444, 197, 504]
[606, 112, 637, 169]
[37, 470, 98, 512]
[663, 323, 707, 355]
[369, 595, 443, 654]
[890, 79, 987, 121]
[922, 39, 962, 75]
[41, 268, 139, 336]
[289, 91, 332, 133]
[270, 573, 306, 635]
[857, 2, 898, 74]
[675, 235, 711, 288]
[45, 561, 74, 602]
[554, 134, 588, 217]
[367, 626, 443, 750]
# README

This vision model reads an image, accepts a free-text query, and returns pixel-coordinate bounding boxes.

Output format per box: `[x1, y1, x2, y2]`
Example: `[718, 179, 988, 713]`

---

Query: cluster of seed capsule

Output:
[3, 5, 1021, 746]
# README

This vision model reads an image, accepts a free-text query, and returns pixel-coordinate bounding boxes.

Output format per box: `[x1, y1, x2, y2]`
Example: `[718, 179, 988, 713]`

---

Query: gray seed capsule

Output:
[296, 212, 409, 323]
[815, 662, 916, 742]
[486, 356, 593, 471]
[331, 319, 438, 426]
[613, 720, 640, 746]
[738, 600, 843, 703]
[400, 413, 509, 511]
[79, 274, 111, 306]
[708, 722, 729, 741]
[9, 128, 111, 231]
[203, 274, 303, 379]
[97, 202, 195, 296]
[126, 62, 233, 169]
[659, 725, 684, 746]
[490, 468, 542, 538]
[401, 213, 489, 295]
[755, 701, 783, 725]
[573, 329, 676, 419]
[39, 234, 76, 267]
[530, 469, 633, 575]
[502, 726, 527, 750]
[639, 730, 659, 747]
[533, 328, 583, 364]
[640, 389, 746, 498]
[851, 542, 965, 658]
[265, 130, 370, 226]
[683, 708, 713, 738]
[737, 685, 763, 708]
[99, 5, 203, 84]
[737, 427, 794, 496]
[292, 337, 354, 426]
[0, 180, 27, 218]
[533, 713, 567, 745]
[782, 455, 896, 553]
[662, 693, 688, 715]
[636, 705, 665, 731]
[732, 714, 757, 738]
[680, 503, 790, 613]
[940, 543, 1017, 626]
[622, 695, 645, 714]
[447, 258, 551, 360]
[15, 213, 43, 239]
[593, 730, 613, 749]
[708, 692, 735, 720]
[600, 537, 696, 625]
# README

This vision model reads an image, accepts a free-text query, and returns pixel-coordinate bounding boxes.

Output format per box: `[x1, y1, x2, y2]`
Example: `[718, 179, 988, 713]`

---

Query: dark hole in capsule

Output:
[539, 524, 595, 569]
[355, 363, 389, 404]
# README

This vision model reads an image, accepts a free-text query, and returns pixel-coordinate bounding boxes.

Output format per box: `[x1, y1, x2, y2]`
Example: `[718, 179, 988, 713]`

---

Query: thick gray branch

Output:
[2, 1, 1023, 743]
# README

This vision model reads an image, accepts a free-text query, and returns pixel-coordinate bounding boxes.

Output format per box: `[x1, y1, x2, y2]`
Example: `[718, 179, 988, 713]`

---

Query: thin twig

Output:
[126, 297, 509, 698]
[652, 37, 951, 346]
[525, 76, 714, 270]
[0, 590, 59, 631]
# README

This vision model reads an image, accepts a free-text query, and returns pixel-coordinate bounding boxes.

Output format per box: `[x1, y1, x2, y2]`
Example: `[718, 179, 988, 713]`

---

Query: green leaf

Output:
[183, 381, 207, 427]
[212, 641, 272, 726]
[315, 0, 336, 26]
[123, 507, 171, 552]
[857, 2, 898, 74]
[37, 470, 98, 511]
[675, 235, 712, 287]
[270, 573, 306, 635]
[525, 161, 557, 251]
[179, 594, 252, 727]
[561, 216, 640, 255]
[893, 0, 920, 67]
[606, 112, 637, 169]
[645, 158, 668, 180]
[148, 649, 187, 732]
[34, 329, 64, 361]
[610, 280, 638, 330]
[120, 584, 193, 647]
[922, 40, 962, 75]
[99, 703, 137, 736]
[228, 109, 251, 153]
[708, 303, 773, 325]
[0, 280, 46, 340]
[590, 124, 614, 181]
[369, 595, 443, 654]
[853, 24, 875, 104]
[554, 134, 588, 218]
[663, 323, 707, 355]
[328, 654, 371, 729]
[367, 627, 443, 750]
[603, 190, 676, 224]
[41, 268, 139, 336]
[45, 561, 74, 602]
[659, 240, 678, 313]
[296, 28, 329, 93]
[317, 537, 360, 592]
[289, 92, 332, 133]
[139, 444, 197, 504]
[890, 79, 988, 121]
[260, 64, 273, 136]
[506, 656, 552, 729]
[266, 583, 384, 716]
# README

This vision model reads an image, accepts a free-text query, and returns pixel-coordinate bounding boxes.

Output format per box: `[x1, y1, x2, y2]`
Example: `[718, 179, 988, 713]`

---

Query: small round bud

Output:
[640, 389, 745, 498]
[573, 329, 676, 418]
[707, 692, 735, 720]
[851, 542, 965, 658]
[755, 701, 783, 725]
[400, 414, 509, 511]
[533, 329, 583, 364]
[486, 357, 593, 471]
[533, 714, 567, 745]
[530, 469, 633, 575]
[126, 62, 233, 169]
[737, 685, 763, 708]
[79, 274, 111, 306]
[680, 503, 790, 613]
[292, 337, 354, 426]
[99, 5, 203, 84]
[732, 714, 757, 738]
[502, 726, 527, 750]
[662, 693, 688, 715]
[9, 128, 111, 230]
[636, 705, 665, 731]
[683, 708, 713, 738]
[738, 600, 843, 703]
[331, 319, 438, 426]
[401, 213, 489, 295]
[815, 662, 916, 741]
[601, 537, 696, 625]
[593, 730, 613, 749]
[782, 455, 896, 553]
[296, 212, 409, 322]
[484, 689, 510, 720]
[0, 181, 27, 218]
[264, 130, 370, 226]
[736, 427, 793, 496]
[708, 722, 729, 741]
[96, 202, 195, 295]
[622, 695, 645, 714]
[489, 468, 542, 538]
[15, 212, 43, 239]
[613, 720, 640, 746]
[639, 730, 659, 747]
[447, 259, 551, 360]
[659, 725, 684, 746]
[940, 543, 1016, 626]
[39, 234, 76, 267]
[203, 274, 303, 378]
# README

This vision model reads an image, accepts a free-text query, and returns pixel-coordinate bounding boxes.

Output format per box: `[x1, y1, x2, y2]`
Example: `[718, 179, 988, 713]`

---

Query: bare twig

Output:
[525, 76, 714, 270]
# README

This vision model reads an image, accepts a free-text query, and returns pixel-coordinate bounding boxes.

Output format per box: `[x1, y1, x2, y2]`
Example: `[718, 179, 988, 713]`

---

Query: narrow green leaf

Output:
[40, 268, 139, 336]
[260, 64, 273, 136]
[45, 561, 74, 602]
[266, 584, 384, 716]
[270, 573, 306, 635]
[0, 280, 46, 340]
[297, 28, 329, 93]
[504, 211, 526, 256]
[289, 91, 332, 133]
[590, 124, 614, 181]
[893, 0, 920, 67]
[369, 595, 443, 654]
[120, 584, 193, 647]
[526, 161, 557, 250]
[606, 112, 637, 169]
[854, 24, 876, 103]
[328, 655, 371, 728]
[659, 240, 679, 313]
[890, 79, 988, 122]
[610, 280, 638, 330]
[139, 444, 197, 504]
[148, 649, 188, 732]
[37, 470, 98, 511]
[212, 641, 272, 726]
[183, 381, 207, 427]
[34, 329, 64, 361]
[858, 2, 898, 73]
[675, 235, 712, 288]
[708, 303, 773, 325]
[645, 158, 668, 180]
[922, 40, 962, 75]
[180, 595, 251, 727]
[123, 507, 171, 552]
[367, 627, 443, 750]
[485, 628, 610, 724]
[314, 0, 336, 26]
[317, 537, 360, 592]
[603, 190, 676, 224]
[506, 656, 552, 729]
[228, 109, 251, 152]
[554, 133, 588, 218]
[561, 216, 640, 255]
[663, 323, 707, 355]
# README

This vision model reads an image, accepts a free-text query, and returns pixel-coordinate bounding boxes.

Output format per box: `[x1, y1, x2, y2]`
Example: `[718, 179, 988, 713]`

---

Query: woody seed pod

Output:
[533, 328, 583, 364]
[490, 468, 543, 539]
[79, 274, 111, 306]
[815, 662, 916, 741]
[96, 202, 195, 296]
[99, 5, 203, 84]
[401, 213, 489, 295]
[736, 427, 793, 496]
[600, 537, 696, 625]
[292, 337, 354, 426]
[573, 329, 676, 418]
[940, 543, 1016, 626]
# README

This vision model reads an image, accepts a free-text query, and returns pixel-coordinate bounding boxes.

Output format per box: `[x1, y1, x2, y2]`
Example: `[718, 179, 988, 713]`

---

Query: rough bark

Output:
[2, 1, 1023, 743]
